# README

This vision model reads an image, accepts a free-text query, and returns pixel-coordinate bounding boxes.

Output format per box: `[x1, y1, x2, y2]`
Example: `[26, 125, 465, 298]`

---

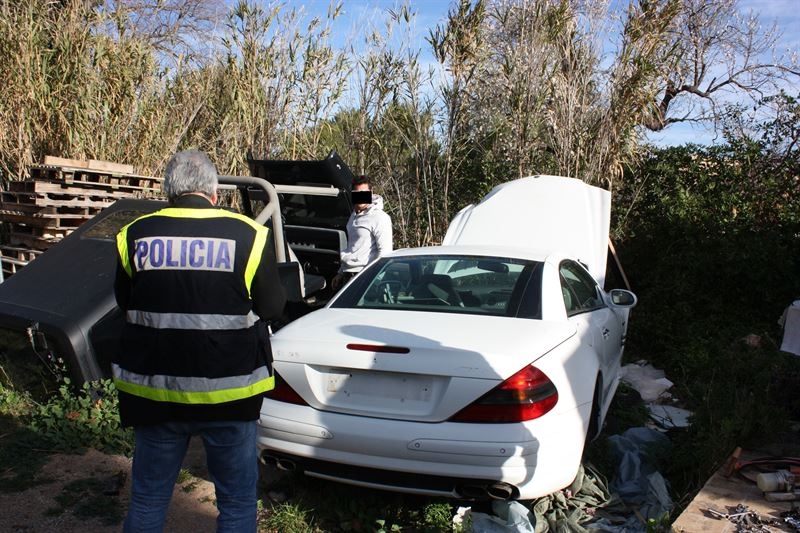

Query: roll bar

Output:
[218, 175, 286, 263]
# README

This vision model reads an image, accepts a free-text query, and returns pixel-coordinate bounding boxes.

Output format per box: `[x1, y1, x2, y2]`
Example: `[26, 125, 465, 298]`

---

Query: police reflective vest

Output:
[113, 195, 282, 426]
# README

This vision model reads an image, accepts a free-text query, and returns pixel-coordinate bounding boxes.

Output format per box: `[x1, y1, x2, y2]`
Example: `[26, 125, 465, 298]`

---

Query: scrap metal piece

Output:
[704, 504, 781, 533]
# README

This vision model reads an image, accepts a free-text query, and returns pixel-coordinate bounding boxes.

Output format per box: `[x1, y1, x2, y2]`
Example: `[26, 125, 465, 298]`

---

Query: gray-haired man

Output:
[114, 149, 286, 532]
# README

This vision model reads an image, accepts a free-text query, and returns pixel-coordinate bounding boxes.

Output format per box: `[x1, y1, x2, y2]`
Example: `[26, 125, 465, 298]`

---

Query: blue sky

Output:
[290, 0, 799, 146]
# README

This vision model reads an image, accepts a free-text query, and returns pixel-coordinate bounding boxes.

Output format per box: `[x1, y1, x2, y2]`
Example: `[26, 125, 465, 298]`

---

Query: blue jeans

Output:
[123, 420, 258, 533]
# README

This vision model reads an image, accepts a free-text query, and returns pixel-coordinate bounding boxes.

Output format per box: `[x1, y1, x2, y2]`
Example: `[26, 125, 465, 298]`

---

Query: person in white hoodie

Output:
[332, 174, 393, 290]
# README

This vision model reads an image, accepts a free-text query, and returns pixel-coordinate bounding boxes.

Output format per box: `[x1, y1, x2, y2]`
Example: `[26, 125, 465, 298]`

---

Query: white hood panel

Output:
[442, 175, 611, 284]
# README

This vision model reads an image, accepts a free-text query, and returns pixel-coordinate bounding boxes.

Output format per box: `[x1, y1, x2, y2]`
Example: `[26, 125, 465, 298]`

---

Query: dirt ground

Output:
[0, 438, 223, 533]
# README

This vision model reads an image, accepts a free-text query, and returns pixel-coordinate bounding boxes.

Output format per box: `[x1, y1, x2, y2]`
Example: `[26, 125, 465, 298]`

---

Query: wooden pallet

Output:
[0, 249, 42, 279]
[3, 232, 62, 251]
[0, 211, 87, 229]
[1, 190, 116, 210]
[42, 155, 135, 174]
[9, 223, 74, 240]
[30, 166, 162, 193]
[0, 156, 163, 277]
[0, 244, 44, 262]
[31, 160, 162, 192]
[10, 176, 160, 198]
[0, 243, 44, 279]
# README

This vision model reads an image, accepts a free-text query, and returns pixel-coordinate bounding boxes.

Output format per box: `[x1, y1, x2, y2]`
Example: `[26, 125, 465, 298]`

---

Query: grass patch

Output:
[0, 385, 56, 492]
[46, 477, 125, 525]
[177, 468, 202, 494]
[258, 473, 459, 532]
[260, 501, 319, 533]
[0, 417, 56, 492]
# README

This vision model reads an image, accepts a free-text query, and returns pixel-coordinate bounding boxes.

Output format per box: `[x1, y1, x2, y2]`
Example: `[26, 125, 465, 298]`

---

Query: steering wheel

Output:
[374, 280, 402, 304]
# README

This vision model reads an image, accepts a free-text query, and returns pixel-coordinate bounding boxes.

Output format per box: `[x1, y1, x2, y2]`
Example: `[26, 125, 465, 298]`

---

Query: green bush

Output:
[613, 141, 800, 506]
[28, 378, 133, 456]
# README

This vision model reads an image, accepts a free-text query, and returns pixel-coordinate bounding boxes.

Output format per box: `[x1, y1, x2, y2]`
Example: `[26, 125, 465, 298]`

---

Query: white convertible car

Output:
[257, 175, 637, 500]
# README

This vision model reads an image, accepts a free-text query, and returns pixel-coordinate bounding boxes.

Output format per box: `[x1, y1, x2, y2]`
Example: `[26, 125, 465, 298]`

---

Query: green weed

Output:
[260, 501, 319, 533]
[28, 378, 133, 456]
[422, 502, 456, 531]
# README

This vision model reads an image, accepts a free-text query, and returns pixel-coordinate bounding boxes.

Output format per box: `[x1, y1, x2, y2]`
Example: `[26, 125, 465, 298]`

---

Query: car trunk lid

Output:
[270, 309, 574, 421]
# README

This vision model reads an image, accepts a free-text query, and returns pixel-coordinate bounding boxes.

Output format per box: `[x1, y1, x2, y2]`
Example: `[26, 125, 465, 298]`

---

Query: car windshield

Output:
[332, 255, 544, 318]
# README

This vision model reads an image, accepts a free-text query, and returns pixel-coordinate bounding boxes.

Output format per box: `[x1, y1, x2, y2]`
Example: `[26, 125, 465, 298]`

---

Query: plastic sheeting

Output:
[647, 404, 692, 430]
[619, 362, 673, 403]
[587, 427, 673, 532]
[458, 465, 615, 533]
[458, 429, 673, 533]
[779, 300, 800, 356]
[458, 501, 537, 533]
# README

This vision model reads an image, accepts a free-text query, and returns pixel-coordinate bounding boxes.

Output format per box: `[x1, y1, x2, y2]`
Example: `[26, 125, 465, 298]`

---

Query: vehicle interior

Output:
[340, 256, 544, 319]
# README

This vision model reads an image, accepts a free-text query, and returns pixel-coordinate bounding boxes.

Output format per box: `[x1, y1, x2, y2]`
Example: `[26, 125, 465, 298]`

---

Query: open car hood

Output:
[442, 175, 611, 285]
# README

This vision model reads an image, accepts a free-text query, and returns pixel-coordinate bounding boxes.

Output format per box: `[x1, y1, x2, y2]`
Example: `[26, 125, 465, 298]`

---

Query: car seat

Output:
[410, 274, 463, 306]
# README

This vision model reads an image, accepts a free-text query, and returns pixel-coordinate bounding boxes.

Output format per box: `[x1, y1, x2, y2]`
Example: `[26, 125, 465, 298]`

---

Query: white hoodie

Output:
[339, 193, 393, 273]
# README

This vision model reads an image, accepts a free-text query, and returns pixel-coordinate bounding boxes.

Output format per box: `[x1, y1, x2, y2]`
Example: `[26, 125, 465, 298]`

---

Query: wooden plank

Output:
[672, 449, 796, 533]
[0, 255, 30, 267]
[0, 257, 22, 279]
[5, 232, 61, 251]
[0, 202, 58, 215]
[43, 155, 88, 168]
[42, 155, 135, 175]
[29, 167, 163, 191]
[0, 209, 90, 221]
[11, 224, 73, 239]
[0, 212, 89, 228]
[0, 244, 43, 262]
[62, 171, 162, 191]
[9, 179, 145, 199]
[609, 238, 632, 291]
[1, 190, 116, 209]
[87, 158, 135, 174]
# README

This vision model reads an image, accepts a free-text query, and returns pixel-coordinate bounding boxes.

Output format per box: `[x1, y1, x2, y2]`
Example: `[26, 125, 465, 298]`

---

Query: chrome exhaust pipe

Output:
[456, 484, 489, 499]
[259, 454, 296, 471]
[275, 458, 297, 472]
[486, 482, 516, 500]
[259, 454, 278, 467]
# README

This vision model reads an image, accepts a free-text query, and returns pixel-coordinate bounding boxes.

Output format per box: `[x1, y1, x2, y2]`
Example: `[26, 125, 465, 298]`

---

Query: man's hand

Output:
[332, 272, 356, 291]
[331, 273, 346, 291]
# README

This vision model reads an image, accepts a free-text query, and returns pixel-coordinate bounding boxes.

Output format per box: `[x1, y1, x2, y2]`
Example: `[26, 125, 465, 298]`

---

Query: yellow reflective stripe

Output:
[151, 207, 265, 230]
[117, 207, 269, 286]
[244, 227, 268, 297]
[117, 228, 132, 277]
[113, 375, 275, 405]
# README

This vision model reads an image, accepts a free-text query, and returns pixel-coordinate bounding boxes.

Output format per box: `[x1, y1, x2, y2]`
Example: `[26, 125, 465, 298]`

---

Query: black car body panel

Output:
[0, 152, 355, 382]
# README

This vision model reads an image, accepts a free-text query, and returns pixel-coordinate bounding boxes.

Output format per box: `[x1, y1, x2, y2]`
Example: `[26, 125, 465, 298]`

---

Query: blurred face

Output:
[353, 182, 371, 212]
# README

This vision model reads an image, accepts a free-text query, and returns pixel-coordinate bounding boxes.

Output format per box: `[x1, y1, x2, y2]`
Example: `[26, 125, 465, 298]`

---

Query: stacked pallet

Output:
[0, 156, 163, 278]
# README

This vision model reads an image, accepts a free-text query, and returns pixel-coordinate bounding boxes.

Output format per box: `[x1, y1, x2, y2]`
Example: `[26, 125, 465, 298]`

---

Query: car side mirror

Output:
[609, 289, 637, 307]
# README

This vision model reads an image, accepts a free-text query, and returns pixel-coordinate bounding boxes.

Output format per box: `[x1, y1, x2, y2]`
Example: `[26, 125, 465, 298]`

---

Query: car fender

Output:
[533, 332, 601, 417]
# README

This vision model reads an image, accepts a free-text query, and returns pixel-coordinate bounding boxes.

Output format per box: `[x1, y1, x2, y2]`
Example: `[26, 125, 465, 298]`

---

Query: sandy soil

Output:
[1, 439, 222, 533]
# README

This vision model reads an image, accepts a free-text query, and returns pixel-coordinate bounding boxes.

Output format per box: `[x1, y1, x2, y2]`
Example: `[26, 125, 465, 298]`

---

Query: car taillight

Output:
[264, 372, 308, 405]
[449, 365, 558, 423]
